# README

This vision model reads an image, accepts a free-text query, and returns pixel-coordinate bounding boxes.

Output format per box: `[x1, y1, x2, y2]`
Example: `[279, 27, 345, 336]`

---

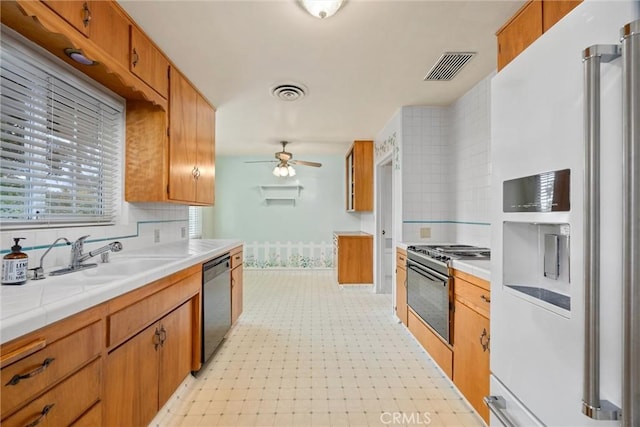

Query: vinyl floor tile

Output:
[153, 270, 483, 427]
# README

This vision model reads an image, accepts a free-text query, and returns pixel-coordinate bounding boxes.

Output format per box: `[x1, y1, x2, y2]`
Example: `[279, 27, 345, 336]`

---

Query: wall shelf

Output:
[259, 184, 303, 205]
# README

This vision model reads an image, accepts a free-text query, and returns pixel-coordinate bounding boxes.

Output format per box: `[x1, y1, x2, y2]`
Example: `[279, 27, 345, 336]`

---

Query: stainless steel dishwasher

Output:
[202, 253, 231, 364]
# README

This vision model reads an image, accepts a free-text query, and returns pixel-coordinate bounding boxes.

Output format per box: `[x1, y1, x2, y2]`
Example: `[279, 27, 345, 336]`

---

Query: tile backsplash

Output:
[0, 203, 189, 271]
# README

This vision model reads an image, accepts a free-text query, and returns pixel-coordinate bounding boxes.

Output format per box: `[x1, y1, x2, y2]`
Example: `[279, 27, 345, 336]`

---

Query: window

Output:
[189, 206, 203, 239]
[0, 28, 123, 227]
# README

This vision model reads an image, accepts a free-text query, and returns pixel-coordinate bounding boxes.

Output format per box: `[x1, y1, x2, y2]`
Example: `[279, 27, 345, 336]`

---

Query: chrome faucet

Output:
[50, 235, 123, 276]
[30, 237, 71, 280]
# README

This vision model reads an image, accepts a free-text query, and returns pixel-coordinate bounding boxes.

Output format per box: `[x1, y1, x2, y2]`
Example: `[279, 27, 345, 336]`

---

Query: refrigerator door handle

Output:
[484, 396, 516, 427]
[581, 43, 622, 421]
[621, 18, 640, 427]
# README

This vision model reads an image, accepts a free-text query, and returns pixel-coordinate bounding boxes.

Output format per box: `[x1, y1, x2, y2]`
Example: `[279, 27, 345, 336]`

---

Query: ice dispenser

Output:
[503, 222, 571, 315]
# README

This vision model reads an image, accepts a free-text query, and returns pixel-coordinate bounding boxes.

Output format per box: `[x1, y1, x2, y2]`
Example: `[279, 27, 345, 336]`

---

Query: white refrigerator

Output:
[489, 1, 639, 426]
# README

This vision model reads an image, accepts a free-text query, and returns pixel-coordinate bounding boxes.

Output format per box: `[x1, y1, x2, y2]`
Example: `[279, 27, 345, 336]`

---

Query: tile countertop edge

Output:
[1, 239, 243, 345]
[450, 259, 491, 282]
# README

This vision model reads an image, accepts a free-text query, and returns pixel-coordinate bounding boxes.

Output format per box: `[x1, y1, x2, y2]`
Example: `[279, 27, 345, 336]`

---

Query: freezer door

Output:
[488, 375, 544, 427]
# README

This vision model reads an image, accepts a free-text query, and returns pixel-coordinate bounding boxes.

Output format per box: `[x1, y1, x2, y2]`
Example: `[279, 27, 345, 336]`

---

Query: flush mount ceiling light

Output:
[299, 0, 344, 19]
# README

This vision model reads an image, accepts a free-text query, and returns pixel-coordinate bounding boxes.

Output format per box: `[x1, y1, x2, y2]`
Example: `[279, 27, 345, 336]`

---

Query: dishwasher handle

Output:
[203, 254, 230, 274]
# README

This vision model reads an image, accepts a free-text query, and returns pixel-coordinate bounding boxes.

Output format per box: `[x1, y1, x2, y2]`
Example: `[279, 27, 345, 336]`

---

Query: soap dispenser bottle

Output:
[2, 238, 29, 285]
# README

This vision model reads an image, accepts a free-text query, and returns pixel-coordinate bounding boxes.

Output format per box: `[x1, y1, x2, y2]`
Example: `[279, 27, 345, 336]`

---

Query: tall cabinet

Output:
[346, 140, 373, 212]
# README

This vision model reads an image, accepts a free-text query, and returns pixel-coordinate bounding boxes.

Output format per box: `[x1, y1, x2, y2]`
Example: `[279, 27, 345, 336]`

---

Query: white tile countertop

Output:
[0, 239, 242, 345]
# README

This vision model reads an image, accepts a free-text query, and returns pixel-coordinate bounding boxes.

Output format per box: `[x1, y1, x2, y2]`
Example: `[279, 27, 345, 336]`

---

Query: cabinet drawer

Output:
[396, 249, 407, 270]
[455, 278, 490, 318]
[230, 249, 243, 269]
[70, 401, 101, 427]
[108, 271, 200, 347]
[1, 321, 102, 417]
[2, 359, 101, 427]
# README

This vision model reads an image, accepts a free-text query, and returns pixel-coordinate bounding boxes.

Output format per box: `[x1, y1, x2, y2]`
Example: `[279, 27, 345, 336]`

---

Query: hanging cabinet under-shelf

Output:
[345, 140, 374, 212]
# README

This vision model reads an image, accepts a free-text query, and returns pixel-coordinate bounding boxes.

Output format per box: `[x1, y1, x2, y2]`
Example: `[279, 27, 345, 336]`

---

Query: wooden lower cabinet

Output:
[231, 248, 244, 325]
[334, 233, 373, 284]
[395, 248, 408, 326]
[453, 270, 491, 424]
[407, 308, 453, 379]
[105, 301, 192, 427]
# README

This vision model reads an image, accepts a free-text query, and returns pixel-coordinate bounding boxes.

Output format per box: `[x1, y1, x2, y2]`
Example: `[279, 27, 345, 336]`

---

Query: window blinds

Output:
[0, 30, 122, 226]
[189, 206, 203, 239]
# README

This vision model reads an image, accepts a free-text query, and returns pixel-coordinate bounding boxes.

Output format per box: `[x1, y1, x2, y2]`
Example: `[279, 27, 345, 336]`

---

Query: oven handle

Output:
[406, 259, 449, 282]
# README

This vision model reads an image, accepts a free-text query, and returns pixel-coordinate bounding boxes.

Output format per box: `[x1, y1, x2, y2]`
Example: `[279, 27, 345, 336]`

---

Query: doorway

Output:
[375, 156, 393, 294]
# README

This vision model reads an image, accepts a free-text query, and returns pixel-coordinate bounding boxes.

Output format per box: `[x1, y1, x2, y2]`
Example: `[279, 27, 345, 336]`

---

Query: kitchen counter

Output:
[0, 239, 241, 344]
[333, 231, 373, 236]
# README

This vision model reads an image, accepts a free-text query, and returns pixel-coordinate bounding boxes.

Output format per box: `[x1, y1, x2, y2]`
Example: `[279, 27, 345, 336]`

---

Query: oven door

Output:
[406, 258, 451, 342]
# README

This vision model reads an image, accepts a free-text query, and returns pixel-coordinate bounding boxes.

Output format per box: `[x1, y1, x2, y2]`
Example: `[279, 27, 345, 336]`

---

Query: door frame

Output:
[375, 153, 393, 294]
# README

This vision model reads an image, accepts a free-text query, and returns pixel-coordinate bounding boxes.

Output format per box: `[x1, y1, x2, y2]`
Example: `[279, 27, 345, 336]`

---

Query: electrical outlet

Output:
[154, 229, 160, 243]
[181, 227, 186, 239]
[420, 227, 431, 238]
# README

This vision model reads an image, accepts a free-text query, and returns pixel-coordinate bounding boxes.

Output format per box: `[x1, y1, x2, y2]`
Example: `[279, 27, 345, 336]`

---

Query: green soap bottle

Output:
[2, 238, 28, 285]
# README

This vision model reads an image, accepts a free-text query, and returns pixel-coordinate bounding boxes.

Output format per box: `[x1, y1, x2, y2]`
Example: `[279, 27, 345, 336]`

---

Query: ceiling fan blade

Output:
[291, 160, 322, 167]
[244, 160, 277, 163]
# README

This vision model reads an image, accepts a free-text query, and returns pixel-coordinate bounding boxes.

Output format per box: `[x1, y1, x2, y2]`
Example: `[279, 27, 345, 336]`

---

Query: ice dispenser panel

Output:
[503, 169, 570, 212]
[503, 222, 571, 315]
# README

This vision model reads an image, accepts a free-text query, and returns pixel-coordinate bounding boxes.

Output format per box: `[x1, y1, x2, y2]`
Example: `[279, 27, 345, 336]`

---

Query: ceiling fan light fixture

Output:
[273, 163, 295, 177]
[300, 0, 344, 19]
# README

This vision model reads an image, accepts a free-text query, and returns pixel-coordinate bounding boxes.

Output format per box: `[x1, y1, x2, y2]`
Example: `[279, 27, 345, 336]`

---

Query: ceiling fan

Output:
[245, 141, 322, 177]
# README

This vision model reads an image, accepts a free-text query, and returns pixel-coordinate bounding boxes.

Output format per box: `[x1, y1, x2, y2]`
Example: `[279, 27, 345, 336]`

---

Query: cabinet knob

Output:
[479, 328, 490, 352]
[132, 48, 139, 68]
[82, 2, 92, 28]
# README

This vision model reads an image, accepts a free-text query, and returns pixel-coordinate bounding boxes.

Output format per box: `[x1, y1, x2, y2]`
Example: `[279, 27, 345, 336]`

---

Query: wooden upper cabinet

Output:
[42, 1, 130, 69]
[496, 1, 543, 71]
[130, 25, 169, 98]
[195, 93, 215, 205]
[497, 0, 583, 71]
[42, 1, 91, 36]
[168, 68, 216, 205]
[346, 140, 374, 212]
[542, 0, 581, 32]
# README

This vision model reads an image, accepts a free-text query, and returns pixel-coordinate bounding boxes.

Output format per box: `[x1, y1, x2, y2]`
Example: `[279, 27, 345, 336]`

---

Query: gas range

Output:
[407, 244, 491, 268]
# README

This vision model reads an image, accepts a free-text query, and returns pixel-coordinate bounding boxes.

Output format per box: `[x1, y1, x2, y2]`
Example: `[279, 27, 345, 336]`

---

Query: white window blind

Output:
[189, 206, 203, 239]
[0, 29, 123, 226]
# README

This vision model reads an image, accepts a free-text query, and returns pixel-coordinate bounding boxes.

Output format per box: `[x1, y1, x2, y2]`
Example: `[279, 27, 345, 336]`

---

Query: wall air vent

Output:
[270, 82, 308, 101]
[423, 52, 476, 81]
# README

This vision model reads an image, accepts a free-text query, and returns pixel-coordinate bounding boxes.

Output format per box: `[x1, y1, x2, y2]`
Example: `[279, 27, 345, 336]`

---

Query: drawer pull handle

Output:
[26, 403, 55, 427]
[480, 294, 491, 303]
[479, 328, 490, 352]
[6, 358, 55, 386]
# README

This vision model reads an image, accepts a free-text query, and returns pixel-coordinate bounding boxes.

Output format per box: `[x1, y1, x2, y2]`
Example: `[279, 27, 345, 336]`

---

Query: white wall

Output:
[373, 74, 493, 248]
[202, 154, 361, 268]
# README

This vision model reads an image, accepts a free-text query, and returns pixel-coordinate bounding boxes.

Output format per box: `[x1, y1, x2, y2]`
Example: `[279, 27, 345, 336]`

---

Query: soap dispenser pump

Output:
[2, 238, 29, 285]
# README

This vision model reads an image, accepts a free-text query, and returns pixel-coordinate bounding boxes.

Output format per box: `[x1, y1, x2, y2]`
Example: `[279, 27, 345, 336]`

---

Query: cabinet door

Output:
[496, 0, 543, 71]
[158, 303, 193, 408]
[42, 1, 90, 36]
[231, 266, 243, 325]
[396, 266, 407, 326]
[86, 1, 130, 69]
[453, 301, 490, 423]
[131, 26, 169, 98]
[104, 322, 159, 427]
[169, 68, 198, 202]
[195, 94, 215, 205]
[542, 0, 581, 32]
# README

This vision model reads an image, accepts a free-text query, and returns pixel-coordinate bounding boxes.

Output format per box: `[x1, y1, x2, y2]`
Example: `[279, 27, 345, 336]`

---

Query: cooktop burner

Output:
[407, 244, 491, 262]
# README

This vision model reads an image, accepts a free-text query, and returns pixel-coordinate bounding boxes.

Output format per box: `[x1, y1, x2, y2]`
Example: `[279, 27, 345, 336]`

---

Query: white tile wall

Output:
[398, 74, 492, 246]
[0, 203, 189, 272]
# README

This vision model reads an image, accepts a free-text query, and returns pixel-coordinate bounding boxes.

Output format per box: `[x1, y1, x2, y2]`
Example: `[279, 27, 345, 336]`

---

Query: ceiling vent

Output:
[270, 82, 308, 101]
[423, 52, 476, 81]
